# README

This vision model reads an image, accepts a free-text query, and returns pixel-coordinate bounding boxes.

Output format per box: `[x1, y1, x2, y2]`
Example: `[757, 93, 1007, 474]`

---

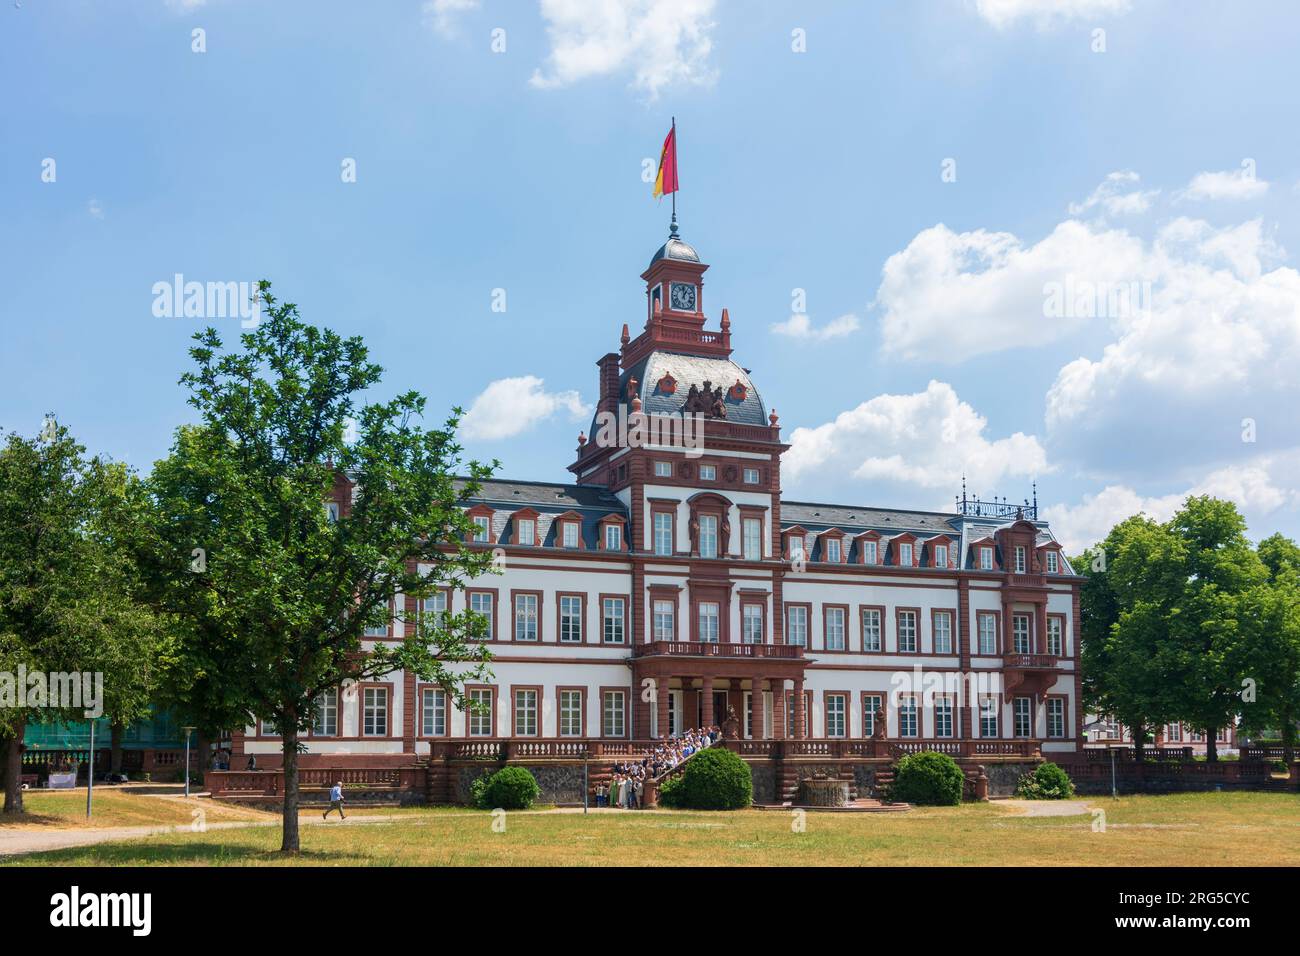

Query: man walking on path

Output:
[324, 781, 346, 820]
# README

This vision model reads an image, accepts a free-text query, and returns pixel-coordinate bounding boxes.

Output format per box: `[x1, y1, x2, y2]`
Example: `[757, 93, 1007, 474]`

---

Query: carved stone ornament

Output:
[682, 380, 728, 419]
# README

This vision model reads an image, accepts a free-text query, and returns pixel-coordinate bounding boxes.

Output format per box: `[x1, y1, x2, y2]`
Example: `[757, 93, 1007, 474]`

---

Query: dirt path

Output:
[995, 798, 1095, 817]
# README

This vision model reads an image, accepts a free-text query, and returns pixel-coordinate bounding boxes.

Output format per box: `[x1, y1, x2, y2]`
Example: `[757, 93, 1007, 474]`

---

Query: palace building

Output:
[229, 226, 1085, 803]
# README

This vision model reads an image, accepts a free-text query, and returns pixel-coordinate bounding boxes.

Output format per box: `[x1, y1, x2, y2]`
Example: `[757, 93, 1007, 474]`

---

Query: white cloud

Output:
[529, 0, 717, 98]
[875, 219, 1148, 361]
[770, 313, 860, 342]
[87, 199, 104, 219]
[422, 0, 479, 35]
[1180, 167, 1269, 201]
[973, 0, 1131, 29]
[1067, 170, 1158, 219]
[461, 375, 591, 440]
[784, 380, 1050, 498]
[1042, 458, 1298, 553]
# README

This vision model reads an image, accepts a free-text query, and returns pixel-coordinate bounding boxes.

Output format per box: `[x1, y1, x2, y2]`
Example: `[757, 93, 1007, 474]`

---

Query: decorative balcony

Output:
[1003, 652, 1058, 671]
[632, 640, 804, 659]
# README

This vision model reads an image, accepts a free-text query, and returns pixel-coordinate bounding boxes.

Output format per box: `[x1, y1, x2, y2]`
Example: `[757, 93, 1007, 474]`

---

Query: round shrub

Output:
[1015, 761, 1075, 800]
[477, 766, 541, 810]
[658, 747, 752, 810]
[889, 751, 964, 806]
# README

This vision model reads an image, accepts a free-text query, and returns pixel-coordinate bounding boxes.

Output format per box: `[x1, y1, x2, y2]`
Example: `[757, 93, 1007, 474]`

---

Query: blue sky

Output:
[4, 0, 1300, 552]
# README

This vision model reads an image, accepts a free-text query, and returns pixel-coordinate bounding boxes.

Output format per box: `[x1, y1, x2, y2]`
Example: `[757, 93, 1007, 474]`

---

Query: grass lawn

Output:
[3, 791, 1298, 866]
[0, 788, 273, 830]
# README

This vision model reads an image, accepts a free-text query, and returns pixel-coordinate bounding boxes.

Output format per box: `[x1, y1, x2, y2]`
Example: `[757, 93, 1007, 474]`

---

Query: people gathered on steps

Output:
[597, 725, 720, 809]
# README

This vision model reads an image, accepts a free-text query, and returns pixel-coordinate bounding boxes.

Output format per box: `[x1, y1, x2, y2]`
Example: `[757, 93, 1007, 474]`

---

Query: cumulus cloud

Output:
[1068, 171, 1158, 219]
[784, 380, 1050, 500]
[770, 313, 860, 342]
[461, 375, 591, 440]
[1180, 166, 1270, 201]
[875, 219, 1148, 362]
[529, 0, 717, 98]
[422, 0, 479, 35]
[1042, 458, 1298, 553]
[973, 0, 1131, 29]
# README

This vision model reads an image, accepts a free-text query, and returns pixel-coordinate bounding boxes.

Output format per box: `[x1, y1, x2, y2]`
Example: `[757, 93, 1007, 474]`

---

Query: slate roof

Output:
[781, 502, 959, 535]
[452, 478, 624, 550]
[621, 351, 768, 427]
[649, 236, 700, 265]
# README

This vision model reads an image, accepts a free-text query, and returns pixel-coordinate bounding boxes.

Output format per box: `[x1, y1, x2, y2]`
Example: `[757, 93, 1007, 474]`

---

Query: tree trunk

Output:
[196, 730, 210, 786]
[110, 723, 124, 777]
[1132, 722, 1145, 762]
[2, 718, 27, 814]
[1206, 731, 1218, 763]
[1282, 709, 1296, 765]
[280, 726, 300, 853]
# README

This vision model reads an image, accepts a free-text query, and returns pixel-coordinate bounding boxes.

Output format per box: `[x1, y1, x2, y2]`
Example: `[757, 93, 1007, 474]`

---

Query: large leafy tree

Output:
[144, 283, 496, 852]
[1242, 533, 1300, 760]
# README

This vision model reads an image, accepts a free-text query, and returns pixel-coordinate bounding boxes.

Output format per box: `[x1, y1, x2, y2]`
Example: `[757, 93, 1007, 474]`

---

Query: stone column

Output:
[701, 676, 714, 729]
[793, 678, 806, 740]
[772, 679, 786, 740]
[656, 674, 671, 739]
[684, 680, 700, 732]
[1035, 602, 1048, 656]
[751, 677, 766, 740]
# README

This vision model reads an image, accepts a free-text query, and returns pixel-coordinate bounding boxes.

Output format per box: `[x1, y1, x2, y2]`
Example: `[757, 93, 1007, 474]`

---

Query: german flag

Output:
[652, 121, 678, 198]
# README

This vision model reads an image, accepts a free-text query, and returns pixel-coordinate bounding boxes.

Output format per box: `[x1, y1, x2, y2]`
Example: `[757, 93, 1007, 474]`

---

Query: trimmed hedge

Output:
[658, 747, 752, 810]
[889, 751, 964, 806]
[1015, 761, 1075, 800]
[473, 766, 541, 810]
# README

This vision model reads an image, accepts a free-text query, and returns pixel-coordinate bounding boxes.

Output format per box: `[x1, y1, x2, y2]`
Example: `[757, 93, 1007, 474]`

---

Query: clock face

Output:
[669, 282, 697, 312]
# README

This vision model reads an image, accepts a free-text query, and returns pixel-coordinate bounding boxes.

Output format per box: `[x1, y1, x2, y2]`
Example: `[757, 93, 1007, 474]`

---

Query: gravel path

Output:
[995, 798, 1095, 817]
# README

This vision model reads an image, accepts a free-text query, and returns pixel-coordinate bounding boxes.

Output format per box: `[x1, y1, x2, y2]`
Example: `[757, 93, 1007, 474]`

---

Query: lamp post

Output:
[583, 747, 589, 815]
[183, 726, 196, 798]
[86, 718, 94, 819]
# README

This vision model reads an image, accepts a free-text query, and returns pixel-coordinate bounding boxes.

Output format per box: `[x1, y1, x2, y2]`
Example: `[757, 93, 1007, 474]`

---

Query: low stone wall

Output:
[748, 761, 777, 805]
[982, 761, 1040, 797]
[1059, 760, 1295, 795]
[451, 762, 587, 805]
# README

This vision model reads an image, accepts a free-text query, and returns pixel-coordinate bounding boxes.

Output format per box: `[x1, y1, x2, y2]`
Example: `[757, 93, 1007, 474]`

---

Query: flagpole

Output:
[670, 116, 677, 234]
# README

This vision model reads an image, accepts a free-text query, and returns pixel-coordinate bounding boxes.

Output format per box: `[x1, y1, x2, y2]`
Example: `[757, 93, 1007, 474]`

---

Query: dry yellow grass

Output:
[0, 788, 274, 831]
[4, 791, 1297, 866]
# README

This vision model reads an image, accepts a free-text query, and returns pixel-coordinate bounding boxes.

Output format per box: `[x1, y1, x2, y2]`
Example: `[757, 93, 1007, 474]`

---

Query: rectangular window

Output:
[562, 521, 580, 549]
[863, 540, 878, 565]
[514, 689, 538, 736]
[899, 697, 918, 738]
[654, 460, 672, 478]
[933, 545, 947, 568]
[602, 597, 626, 644]
[1013, 696, 1032, 738]
[698, 602, 720, 643]
[653, 599, 675, 640]
[559, 690, 584, 737]
[742, 604, 763, 644]
[362, 687, 388, 737]
[825, 538, 842, 563]
[935, 697, 954, 738]
[743, 467, 759, 484]
[602, 691, 626, 737]
[472, 515, 490, 543]
[790, 537, 806, 562]
[468, 688, 494, 737]
[826, 694, 847, 737]
[604, 523, 622, 551]
[1014, 546, 1026, 574]
[422, 591, 447, 628]
[899, 542, 913, 566]
[861, 608, 882, 652]
[897, 610, 918, 653]
[1045, 550, 1059, 574]
[469, 592, 493, 640]
[698, 514, 718, 558]
[1047, 698, 1066, 739]
[743, 517, 762, 560]
[1165, 722, 1182, 742]
[363, 600, 389, 637]
[1047, 617, 1064, 656]
[862, 694, 883, 736]
[513, 593, 539, 642]
[517, 518, 535, 546]
[325, 501, 339, 523]
[654, 511, 674, 556]
[1012, 614, 1031, 654]
[824, 606, 845, 650]
[313, 691, 338, 736]
[559, 595, 583, 643]
[933, 611, 953, 654]
[700, 464, 716, 481]
[421, 688, 446, 737]
[980, 546, 994, 570]
[978, 612, 997, 655]
[980, 698, 999, 737]
[786, 605, 807, 646]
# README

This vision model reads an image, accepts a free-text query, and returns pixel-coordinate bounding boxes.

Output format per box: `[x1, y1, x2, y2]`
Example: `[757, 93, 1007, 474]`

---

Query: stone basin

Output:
[798, 778, 849, 807]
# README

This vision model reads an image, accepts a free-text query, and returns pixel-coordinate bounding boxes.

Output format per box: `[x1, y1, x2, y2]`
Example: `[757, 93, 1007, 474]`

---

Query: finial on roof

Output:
[620, 323, 630, 346]
[669, 212, 679, 238]
[631, 395, 642, 413]
[626, 375, 638, 400]
[721, 308, 730, 331]
[577, 431, 587, 447]
[769, 408, 779, 427]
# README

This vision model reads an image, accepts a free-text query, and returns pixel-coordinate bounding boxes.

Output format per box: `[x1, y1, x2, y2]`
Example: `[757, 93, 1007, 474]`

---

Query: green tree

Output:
[1242, 534, 1300, 761]
[144, 283, 496, 852]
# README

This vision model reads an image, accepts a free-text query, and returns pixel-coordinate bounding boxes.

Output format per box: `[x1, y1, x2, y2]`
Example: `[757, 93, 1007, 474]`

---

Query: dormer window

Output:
[825, 538, 842, 563]
[562, 522, 580, 549]
[1014, 546, 1026, 573]
[1045, 550, 1059, 574]
[933, 545, 947, 568]
[863, 540, 878, 565]
[516, 518, 536, 546]
[700, 464, 716, 481]
[980, 546, 994, 570]
[899, 542, 913, 567]
[604, 524, 622, 551]
[471, 515, 490, 543]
